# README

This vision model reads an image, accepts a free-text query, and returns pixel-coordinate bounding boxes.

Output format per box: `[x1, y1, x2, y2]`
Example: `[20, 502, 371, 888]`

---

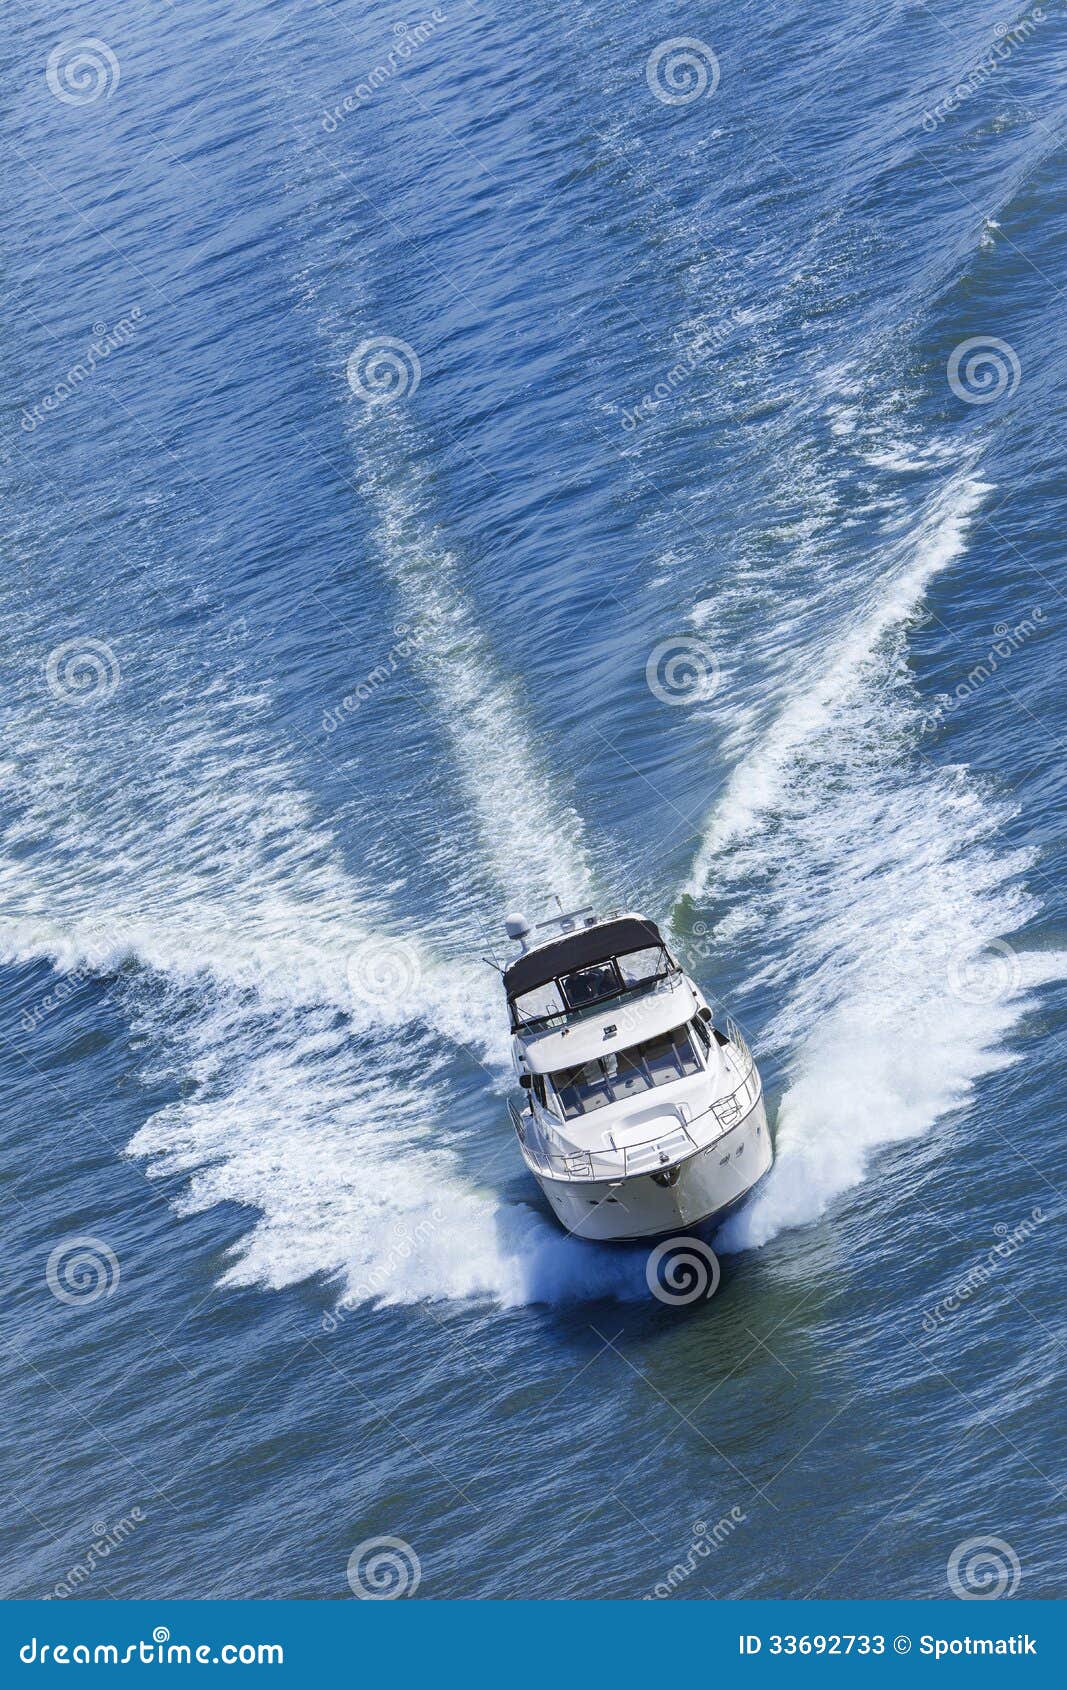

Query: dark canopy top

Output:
[503, 916, 665, 1001]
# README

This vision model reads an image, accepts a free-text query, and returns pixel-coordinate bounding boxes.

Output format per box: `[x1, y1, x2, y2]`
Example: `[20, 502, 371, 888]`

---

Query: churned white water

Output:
[683, 470, 1065, 1251]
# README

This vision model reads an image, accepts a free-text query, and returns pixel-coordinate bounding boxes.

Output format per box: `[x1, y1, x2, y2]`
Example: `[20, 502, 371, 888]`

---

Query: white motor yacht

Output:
[501, 907, 773, 1241]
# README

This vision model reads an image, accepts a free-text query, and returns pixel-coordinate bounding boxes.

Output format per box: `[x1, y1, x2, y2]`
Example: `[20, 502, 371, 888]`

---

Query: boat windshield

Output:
[511, 944, 671, 1028]
[551, 1024, 702, 1119]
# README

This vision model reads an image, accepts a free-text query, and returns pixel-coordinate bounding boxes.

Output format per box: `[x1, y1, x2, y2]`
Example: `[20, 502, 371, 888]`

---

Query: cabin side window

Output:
[617, 945, 668, 985]
[511, 982, 563, 1026]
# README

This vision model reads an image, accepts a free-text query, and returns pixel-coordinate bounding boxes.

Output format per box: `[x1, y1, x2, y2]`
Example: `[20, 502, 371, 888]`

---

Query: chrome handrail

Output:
[724, 1013, 754, 1076]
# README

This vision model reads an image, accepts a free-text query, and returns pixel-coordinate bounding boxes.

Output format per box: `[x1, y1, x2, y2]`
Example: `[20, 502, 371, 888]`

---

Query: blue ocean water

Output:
[1, 0, 1064, 1601]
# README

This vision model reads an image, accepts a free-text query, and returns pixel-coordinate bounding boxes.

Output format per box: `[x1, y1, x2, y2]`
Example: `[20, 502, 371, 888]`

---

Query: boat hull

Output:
[531, 1093, 773, 1242]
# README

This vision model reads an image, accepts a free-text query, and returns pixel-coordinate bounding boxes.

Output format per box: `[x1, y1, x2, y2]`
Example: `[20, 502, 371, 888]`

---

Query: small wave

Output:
[718, 947, 1061, 1253]
[297, 197, 599, 921]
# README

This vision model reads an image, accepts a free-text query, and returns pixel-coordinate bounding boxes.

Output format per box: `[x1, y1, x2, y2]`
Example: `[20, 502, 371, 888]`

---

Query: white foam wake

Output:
[122, 988, 650, 1309]
[684, 471, 991, 887]
[681, 470, 1065, 1251]
[0, 693, 504, 1065]
[0, 659, 647, 1308]
[349, 423, 596, 912]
